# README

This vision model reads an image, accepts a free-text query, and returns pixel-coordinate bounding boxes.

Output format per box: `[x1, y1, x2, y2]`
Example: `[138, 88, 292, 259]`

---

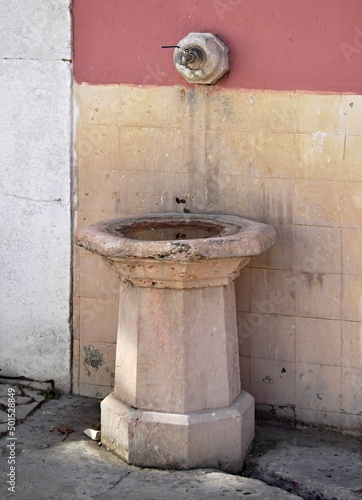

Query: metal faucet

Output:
[179, 48, 195, 66]
[162, 33, 229, 84]
[162, 45, 206, 70]
[178, 46, 206, 69]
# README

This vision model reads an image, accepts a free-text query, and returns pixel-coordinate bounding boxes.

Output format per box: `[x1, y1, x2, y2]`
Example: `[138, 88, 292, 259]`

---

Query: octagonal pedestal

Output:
[101, 276, 255, 473]
[101, 391, 254, 473]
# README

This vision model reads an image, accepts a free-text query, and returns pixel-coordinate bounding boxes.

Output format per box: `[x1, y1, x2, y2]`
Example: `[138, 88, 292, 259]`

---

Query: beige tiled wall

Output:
[73, 84, 362, 432]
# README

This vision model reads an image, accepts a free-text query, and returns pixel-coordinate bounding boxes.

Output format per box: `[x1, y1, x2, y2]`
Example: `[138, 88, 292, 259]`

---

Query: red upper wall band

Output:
[73, 0, 362, 93]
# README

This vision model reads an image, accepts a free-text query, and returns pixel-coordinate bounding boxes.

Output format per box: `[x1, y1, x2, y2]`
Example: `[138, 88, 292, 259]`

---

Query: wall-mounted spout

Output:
[162, 33, 229, 85]
[162, 44, 206, 70]
[177, 46, 206, 69]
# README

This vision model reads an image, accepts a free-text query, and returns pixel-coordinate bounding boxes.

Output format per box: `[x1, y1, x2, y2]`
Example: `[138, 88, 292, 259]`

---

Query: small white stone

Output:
[83, 428, 101, 441]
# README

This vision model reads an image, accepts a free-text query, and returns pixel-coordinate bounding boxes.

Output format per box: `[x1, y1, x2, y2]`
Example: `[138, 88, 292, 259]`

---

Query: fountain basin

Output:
[75, 213, 275, 288]
[75, 213, 275, 472]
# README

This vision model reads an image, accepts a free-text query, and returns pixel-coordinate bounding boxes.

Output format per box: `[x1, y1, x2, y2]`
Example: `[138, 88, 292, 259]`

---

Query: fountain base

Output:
[101, 391, 254, 473]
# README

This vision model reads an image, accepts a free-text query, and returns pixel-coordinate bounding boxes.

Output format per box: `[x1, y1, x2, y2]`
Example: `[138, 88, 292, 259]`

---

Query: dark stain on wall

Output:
[83, 345, 104, 375]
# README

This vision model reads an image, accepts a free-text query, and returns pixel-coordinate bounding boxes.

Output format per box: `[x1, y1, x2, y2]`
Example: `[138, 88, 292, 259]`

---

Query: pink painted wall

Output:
[73, 0, 362, 93]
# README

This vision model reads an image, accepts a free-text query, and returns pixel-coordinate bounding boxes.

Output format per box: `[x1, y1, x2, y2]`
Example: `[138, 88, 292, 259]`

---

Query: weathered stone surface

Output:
[0, 379, 48, 434]
[115, 282, 241, 413]
[101, 391, 254, 473]
[0, 384, 22, 397]
[0, 395, 34, 406]
[19, 380, 53, 392]
[106, 256, 248, 288]
[22, 387, 46, 403]
[76, 212, 275, 472]
[75, 213, 276, 265]
[15, 401, 40, 422]
[15, 396, 34, 405]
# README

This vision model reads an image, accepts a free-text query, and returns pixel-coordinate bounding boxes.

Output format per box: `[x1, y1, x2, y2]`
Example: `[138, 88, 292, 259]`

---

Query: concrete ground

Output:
[244, 424, 362, 500]
[0, 394, 361, 499]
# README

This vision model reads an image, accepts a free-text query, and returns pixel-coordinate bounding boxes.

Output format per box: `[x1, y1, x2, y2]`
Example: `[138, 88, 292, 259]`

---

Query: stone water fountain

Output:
[75, 213, 275, 472]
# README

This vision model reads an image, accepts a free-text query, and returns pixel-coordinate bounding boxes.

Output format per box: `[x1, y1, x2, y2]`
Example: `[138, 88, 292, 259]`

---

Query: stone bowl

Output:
[75, 213, 276, 289]
[75, 213, 276, 262]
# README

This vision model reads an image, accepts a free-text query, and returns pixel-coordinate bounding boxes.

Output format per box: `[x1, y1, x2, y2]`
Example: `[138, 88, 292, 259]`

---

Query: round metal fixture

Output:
[172, 33, 229, 85]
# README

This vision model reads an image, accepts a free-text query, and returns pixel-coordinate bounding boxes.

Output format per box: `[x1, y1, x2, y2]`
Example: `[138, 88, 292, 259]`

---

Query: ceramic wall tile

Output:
[73, 83, 362, 431]
[342, 321, 362, 369]
[342, 228, 362, 275]
[295, 133, 343, 180]
[250, 268, 296, 316]
[79, 340, 116, 388]
[120, 126, 165, 172]
[250, 224, 295, 270]
[204, 88, 251, 131]
[205, 128, 251, 178]
[79, 253, 119, 300]
[250, 358, 295, 406]
[235, 267, 250, 312]
[296, 317, 341, 365]
[75, 84, 122, 126]
[250, 178, 294, 224]
[249, 314, 296, 361]
[77, 125, 120, 169]
[239, 356, 250, 392]
[237, 311, 263, 355]
[342, 274, 362, 321]
[294, 226, 342, 274]
[341, 414, 362, 435]
[120, 85, 164, 127]
[295, 180, 342, 227]
[79, 297, 118, 343]
[342, 367, 362, 414]
[296, 409, 341, 431]
[342, 182, 362, 229]
[249, 132, 295, 179]
[77, 383, 113, 399]
[296, 271, 341, 319]
[78, 167, 120, 213]
[294, 93, 341, 134]
[296, 363, 342, 412]
[248, 91, 295, 133]
[341, 95, 362, 135]
[343, 135, 362, 182]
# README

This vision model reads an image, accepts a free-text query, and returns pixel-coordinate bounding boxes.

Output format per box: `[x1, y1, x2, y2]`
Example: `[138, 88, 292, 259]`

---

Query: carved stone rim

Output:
[75, 213, 276, 262]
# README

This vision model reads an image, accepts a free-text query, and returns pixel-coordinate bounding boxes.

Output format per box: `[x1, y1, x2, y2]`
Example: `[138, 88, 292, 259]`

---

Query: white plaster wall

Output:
[0, 1, 72, 391]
